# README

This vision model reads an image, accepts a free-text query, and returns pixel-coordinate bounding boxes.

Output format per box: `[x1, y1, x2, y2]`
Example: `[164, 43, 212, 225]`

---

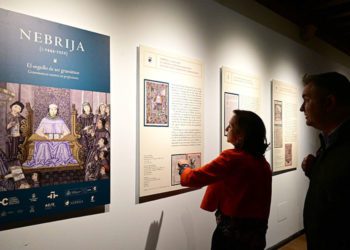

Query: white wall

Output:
[0, 0, 349, 249]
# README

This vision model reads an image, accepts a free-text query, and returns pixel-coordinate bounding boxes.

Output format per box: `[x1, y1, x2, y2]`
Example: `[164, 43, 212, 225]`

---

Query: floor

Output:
[279, 234, 307, 250]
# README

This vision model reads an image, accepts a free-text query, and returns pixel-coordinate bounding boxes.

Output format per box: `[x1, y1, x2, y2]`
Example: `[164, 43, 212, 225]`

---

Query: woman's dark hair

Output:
[233, 110, 269, 155]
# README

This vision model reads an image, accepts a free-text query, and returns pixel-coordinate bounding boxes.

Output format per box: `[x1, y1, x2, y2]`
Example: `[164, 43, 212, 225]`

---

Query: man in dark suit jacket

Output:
[300, 72, 350, 250]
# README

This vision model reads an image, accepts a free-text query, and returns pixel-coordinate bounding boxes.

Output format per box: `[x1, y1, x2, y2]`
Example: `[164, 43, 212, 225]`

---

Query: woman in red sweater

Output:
[179, 110, 272, 250]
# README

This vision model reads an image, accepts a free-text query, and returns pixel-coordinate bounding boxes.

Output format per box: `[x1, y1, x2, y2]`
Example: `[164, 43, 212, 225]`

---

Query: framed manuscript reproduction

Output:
[0, 8, 110, 227]
[144, 79, 169, 127]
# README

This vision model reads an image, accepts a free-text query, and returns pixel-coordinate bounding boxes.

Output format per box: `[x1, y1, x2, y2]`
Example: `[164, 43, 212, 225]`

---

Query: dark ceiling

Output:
[255, 0, 350, 56]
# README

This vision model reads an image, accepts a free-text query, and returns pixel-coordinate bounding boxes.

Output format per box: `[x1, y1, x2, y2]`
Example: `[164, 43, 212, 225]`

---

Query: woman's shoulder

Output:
[219, 149, 246, 161]
[221, 148, 245, 156]
[221, 149, 266, 161]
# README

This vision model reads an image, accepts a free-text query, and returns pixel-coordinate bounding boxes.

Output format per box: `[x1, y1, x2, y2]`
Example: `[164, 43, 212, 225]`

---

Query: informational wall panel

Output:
[220, 67, 262, 151]
[272, 80, 298, 174]
[138, 46, 204, 202]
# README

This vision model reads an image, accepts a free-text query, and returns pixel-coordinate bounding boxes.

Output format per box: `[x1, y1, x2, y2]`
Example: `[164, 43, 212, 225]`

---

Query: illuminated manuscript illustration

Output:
[285, 143, 292, 167]
[274, 100, 282, 123]
[273, 100, 283, 148]
[0, 84, 110, 190]
[144, 80, 169, 127]
[171, 153, 201, 185]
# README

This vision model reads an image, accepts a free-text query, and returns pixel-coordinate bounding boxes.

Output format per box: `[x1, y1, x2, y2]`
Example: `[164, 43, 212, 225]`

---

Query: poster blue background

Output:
[0, 8, 110, 92]
[0, 180, 110, 224]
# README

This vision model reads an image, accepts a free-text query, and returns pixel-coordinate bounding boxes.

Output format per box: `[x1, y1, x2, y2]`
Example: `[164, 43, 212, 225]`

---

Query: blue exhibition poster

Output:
[0, 8, 110, 226]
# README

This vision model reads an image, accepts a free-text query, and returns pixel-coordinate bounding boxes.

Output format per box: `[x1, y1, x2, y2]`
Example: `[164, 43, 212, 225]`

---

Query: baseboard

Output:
[267, 229, 305, 250]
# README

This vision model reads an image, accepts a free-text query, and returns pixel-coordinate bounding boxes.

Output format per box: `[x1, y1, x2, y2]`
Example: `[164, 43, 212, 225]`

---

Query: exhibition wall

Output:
[1, 0, 349, 249]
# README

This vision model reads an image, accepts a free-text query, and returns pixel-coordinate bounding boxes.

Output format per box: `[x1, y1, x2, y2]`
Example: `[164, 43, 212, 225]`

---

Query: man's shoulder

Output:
[336, 121, 350, 144]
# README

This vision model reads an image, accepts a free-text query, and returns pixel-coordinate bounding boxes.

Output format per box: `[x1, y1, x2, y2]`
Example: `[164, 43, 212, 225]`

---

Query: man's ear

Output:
[324, 94, 337, 112]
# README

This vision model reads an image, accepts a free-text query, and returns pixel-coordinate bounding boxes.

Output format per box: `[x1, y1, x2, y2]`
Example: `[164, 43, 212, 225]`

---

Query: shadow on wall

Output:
[181, 209, 197, 250]
[145, 210, 164, 250]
